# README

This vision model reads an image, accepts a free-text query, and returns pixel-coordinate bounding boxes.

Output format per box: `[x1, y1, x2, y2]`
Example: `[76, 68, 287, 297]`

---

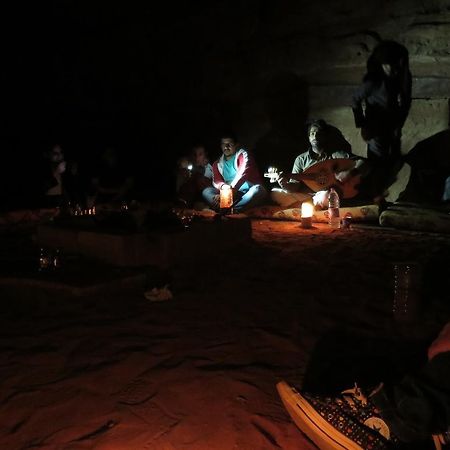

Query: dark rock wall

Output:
[6, 1, 449, 201]
[183, 0, 450, 190]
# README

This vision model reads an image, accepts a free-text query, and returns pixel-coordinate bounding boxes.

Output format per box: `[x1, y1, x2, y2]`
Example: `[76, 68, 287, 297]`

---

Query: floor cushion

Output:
[244, 204, 380, 223]
[379, 203, 450, 234]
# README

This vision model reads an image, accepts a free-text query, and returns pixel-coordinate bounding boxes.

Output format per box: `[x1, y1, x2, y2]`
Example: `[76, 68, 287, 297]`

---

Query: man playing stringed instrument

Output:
[270, 120, 371, 209]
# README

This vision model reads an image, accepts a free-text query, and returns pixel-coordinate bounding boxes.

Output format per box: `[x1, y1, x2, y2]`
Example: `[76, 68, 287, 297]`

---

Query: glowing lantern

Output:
[220, 184, 233, 211]
[301, 201, 314, 228]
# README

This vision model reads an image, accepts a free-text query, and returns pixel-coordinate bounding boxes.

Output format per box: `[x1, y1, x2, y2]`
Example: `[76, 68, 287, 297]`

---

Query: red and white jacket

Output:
[212, 148, 263, 190]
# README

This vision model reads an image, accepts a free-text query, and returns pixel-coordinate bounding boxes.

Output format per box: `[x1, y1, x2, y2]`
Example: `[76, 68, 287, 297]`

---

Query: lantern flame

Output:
[301, 201, 314, 218]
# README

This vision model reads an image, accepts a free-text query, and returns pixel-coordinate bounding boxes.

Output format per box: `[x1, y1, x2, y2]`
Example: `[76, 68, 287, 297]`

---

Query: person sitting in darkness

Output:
[202, 132, 267, 212]
[38, 144, 67, 208]
[397, 126, 450, 211]
[90, 146, 135, 206]
[270, 119, 371, 209]
[277, 320, 450, 449]
[64, 157, 89, 209]
[176, 144, 213, 208]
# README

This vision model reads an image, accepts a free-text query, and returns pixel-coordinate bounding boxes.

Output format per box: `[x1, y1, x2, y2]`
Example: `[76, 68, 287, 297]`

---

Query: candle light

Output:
[300, 201, 314, 228]
[219, 184, 233, 213]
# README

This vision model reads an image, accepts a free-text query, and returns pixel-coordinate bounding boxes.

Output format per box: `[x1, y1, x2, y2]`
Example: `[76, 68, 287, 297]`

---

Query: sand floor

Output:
[1, 221, 449, 450]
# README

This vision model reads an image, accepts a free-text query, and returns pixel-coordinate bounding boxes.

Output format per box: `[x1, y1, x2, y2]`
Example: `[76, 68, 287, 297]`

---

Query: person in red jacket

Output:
[202, 132, 267, 212]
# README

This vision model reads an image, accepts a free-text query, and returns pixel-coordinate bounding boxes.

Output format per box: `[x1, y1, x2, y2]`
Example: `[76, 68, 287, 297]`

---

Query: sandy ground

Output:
[1, 220, 450, 450]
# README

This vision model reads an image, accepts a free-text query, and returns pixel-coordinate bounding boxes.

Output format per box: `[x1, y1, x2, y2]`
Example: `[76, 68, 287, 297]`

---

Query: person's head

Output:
[220, 132, 238, 160]
[101, 147, 119, 167]
[191, 145, 208, 166]
[307, 120, 329, 155]
[46, 144, 65, 164]
[66, 159, 79, 176]
[367, 40, 409, 79]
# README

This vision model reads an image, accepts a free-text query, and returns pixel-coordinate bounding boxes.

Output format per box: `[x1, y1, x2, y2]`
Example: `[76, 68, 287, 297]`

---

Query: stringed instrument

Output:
[264, 158, 362, 199]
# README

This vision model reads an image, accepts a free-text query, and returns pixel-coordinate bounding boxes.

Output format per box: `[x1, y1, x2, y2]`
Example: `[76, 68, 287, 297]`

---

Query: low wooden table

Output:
[35, 214, 252, 268]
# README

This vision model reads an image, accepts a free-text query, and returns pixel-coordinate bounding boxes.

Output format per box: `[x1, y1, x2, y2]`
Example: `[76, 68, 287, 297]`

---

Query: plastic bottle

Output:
[328, 187, 341, 229]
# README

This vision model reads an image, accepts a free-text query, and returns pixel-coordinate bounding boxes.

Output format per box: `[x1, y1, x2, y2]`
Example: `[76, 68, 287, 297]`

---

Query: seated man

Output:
[202, 132, 267, 212]
[270, 120, 371, 209]
[277, 321, 450, 449]
[90, 146, 135, 206]
[176, 144, 213, 208]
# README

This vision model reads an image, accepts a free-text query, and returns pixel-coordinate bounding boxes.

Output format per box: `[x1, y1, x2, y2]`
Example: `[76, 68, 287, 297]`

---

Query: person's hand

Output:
[212, 194, 220, 209]
[335, 169, 351, 183]
[312, 190, 329, 209]
[428, 321, 450, 361]
[361, 127, 373, 142]
[277, 172, 290, 190]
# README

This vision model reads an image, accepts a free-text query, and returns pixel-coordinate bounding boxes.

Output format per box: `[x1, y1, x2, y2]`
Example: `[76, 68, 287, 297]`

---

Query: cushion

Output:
[244, 204, 380, 223]
[379, 204, 450, 234]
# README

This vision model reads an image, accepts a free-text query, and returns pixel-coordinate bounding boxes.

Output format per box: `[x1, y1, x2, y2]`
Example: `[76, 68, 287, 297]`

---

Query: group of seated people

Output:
[176, 120, 393, 215]
[31, 116, 450, 217]
[38, 144, 135, 210]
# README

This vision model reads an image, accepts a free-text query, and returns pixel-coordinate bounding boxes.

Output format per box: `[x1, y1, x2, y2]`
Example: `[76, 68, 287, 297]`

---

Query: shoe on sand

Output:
[276, 381, 443, 450]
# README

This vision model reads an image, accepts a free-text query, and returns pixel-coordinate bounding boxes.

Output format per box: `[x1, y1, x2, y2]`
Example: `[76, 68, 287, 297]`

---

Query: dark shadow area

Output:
[253, 72, 309, 184]
[399, 127, 450, 205]
[301, 329, 430, 395]
[422, 246, 450, 308]
[300, 241, 450, 395]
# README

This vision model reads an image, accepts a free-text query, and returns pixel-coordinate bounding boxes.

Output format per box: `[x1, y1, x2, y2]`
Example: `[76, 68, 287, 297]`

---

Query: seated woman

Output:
[176, 144, 213, 208]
